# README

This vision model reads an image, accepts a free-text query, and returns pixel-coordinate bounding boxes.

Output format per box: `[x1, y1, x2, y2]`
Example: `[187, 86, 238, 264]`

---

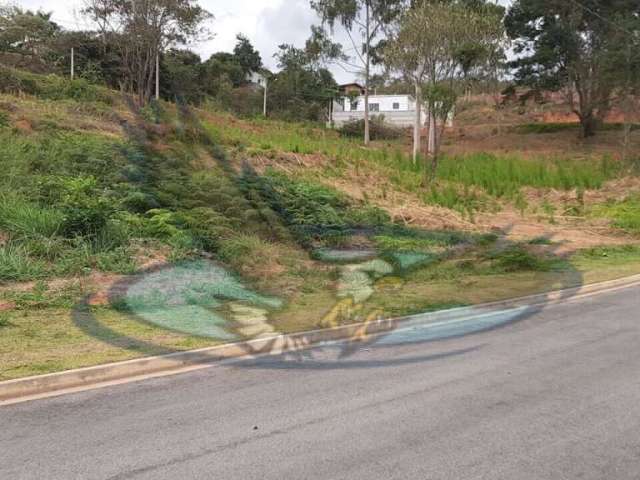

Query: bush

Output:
[0, 67, 38, 95]
[0, 66, 112, 104]
[486, 245, 558, 272]
[338, 115, 405, 141]
[179, 207, 233, 252]
[52, 176, 115, 238]
[260, 171, 349, 228]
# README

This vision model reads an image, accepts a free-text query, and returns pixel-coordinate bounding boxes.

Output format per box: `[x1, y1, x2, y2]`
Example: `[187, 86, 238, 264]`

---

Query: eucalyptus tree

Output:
[310, 0, 407, 145]
[385, 0, 503, 178]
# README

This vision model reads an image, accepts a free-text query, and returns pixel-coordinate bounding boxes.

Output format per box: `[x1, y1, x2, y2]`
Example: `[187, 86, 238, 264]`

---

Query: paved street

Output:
[2, 287, 640, 479]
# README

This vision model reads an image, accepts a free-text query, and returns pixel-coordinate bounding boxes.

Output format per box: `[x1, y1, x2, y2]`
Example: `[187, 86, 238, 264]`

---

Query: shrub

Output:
[260, 171, 349, 229]
[0, 67, 38, 95]
[0, 66, 112, 104]
[179, 207, 233, 252]
[345, 205, 390, 227]
[338, 115, 405, 140]
[52, 176, 115, 238]
[486, 245, 558, 272]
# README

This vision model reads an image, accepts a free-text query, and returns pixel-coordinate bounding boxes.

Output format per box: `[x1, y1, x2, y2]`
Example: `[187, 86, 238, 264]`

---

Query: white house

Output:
[246, 71, 267, 89]
[330, 84, 424, 128]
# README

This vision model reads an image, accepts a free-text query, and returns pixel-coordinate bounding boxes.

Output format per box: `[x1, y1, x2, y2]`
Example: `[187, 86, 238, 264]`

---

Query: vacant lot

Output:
[2, 68, 640, 380]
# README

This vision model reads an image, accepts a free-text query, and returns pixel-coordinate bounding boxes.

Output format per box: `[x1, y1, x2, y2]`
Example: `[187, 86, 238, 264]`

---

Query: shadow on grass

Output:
[71, 98, 586, 372]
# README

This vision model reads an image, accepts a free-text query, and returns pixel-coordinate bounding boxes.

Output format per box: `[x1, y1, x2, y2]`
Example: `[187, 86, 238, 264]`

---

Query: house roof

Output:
[339, 83, 365, 90]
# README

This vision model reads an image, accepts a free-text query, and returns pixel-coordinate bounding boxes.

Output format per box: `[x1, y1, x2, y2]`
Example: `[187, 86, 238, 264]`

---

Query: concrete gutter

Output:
[2, 273, 640, 406]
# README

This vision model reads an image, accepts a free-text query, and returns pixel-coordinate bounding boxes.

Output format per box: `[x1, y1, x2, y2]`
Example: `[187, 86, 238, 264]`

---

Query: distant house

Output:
[246, 71, 268, 90]
[330, 83, 455, 129]
[339, 83, 366, 96]
[331, 83, 424, 128]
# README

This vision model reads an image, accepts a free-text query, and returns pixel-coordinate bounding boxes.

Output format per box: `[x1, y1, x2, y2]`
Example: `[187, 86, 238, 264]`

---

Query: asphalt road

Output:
[2, 287, 640, 479]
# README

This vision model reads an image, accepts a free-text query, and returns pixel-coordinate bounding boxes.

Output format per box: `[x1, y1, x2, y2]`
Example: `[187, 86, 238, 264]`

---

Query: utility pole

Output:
[263, 78, 268, 117]
[155, 52, 160, 101]
[70, 47, 75, 80]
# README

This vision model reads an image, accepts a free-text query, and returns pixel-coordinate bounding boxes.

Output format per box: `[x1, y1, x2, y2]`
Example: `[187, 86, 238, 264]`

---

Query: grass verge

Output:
[2, 243, 640, 381]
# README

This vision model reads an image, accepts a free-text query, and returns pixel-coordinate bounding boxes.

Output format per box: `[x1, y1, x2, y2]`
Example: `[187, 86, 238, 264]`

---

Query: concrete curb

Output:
[2, 273, 640, 405]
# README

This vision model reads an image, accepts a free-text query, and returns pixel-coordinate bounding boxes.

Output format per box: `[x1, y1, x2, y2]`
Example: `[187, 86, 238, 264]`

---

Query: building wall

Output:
[331, 109, 422, 128]
[341, 95, 415, 113]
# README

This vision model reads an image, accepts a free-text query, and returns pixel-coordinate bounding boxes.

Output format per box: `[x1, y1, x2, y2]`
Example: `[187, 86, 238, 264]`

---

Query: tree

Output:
[84, 0, 211, 104]
[0, 6, 59, 56]
[52, 30, 123, 85]
[233, 34, 262, 78]
[203, 52, 245, 89]
[385, 0, 503, 177]
[505, 0, 640, 138]
[310, 0, 406, 145]
[160, 48, 204, 104]
[0, 6, 62, 72]
[268, 44, 338, 122]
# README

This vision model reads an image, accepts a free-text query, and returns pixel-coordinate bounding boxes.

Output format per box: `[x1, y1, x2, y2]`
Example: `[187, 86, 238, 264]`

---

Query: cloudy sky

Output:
[14, 0, 512, 84]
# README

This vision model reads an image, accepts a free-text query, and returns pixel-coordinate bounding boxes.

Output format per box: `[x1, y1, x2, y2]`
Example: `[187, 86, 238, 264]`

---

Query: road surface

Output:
[1, 286, 640, 479]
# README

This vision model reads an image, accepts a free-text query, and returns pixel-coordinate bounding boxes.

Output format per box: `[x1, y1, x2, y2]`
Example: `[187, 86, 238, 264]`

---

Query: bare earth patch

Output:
[476, 207, 631, 254]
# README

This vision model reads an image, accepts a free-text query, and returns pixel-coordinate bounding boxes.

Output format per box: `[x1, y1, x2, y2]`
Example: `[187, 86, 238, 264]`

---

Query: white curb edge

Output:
[2, 273, 640, 406]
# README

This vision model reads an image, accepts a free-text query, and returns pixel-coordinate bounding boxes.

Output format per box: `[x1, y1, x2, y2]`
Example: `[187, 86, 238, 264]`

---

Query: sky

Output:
[14, 0, 512, 84]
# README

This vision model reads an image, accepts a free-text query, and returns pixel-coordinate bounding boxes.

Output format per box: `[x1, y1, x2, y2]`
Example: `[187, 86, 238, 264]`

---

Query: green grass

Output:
[516, 122, 640, 135]
[486, 245, 566, 273]
[592, 196, 640, 234]
[1, 67, 640, 381]
[0, 243, 47, 281]
[0, 281, 85, 310]
[204, 115, 622, 201]
[434, 153, 620, 198]
[0, 65, 113, 105]
[0, 194, 63, 239]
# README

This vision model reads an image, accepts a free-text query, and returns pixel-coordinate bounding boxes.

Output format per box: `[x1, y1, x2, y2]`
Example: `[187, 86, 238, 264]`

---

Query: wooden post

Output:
[71, 47, 75, 79]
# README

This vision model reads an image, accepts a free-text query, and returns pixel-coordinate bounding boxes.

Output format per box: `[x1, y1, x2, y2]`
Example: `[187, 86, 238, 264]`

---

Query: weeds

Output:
[0, 243, 47, 281]
[516, 122, 640, 135]
[0, 194, 63, 239]
[592, 196, 640, 234]
[338, 116, 404, 140]
[486, 245, 563, 273]
[0, 311, 9, 327]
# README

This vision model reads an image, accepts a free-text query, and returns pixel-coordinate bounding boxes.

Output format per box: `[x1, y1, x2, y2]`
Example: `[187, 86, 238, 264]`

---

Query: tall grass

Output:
[203, 115, 622, 201]
[0, 194, 63, 239]
[0, 243, 46, 282]
[435, 153, 619, 197]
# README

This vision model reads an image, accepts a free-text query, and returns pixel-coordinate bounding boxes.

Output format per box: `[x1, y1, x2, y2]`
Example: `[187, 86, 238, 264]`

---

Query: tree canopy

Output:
[506, 0, 640, 137]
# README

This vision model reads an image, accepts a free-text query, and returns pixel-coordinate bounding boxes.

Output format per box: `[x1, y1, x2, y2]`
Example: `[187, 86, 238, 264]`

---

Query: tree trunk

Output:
[427, 107, 436, 156]
[579, 112, 598, 138]
[363, 2, 371, 146]
[413, 82, 421, 164]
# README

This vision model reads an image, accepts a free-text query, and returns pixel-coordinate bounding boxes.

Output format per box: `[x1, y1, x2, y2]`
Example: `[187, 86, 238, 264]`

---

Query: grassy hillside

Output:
[2, 67, 640, 380]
